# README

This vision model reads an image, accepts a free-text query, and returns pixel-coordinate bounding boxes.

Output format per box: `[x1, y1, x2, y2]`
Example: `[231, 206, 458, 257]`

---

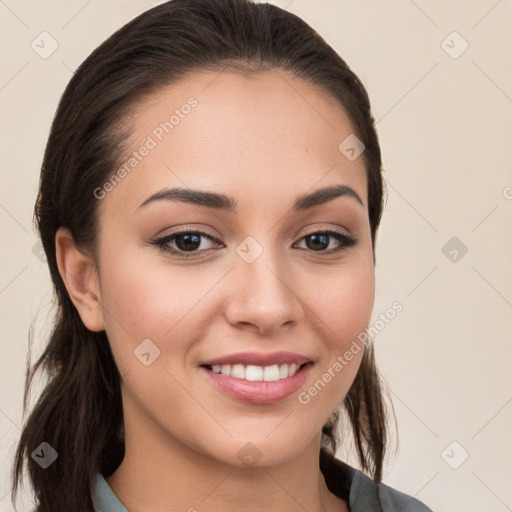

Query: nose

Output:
[224, 247, 304, 336]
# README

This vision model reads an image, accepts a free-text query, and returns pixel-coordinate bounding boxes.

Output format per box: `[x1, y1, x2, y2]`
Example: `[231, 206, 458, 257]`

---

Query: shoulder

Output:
[320, 449, 433, 512]
[92, 472, 128, 512]
[349, 466, 433, 512]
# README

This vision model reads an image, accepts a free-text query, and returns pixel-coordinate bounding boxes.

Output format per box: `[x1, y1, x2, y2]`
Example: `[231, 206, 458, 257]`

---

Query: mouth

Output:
[200, 362, 310, 381]
[199, 361, 313, 404]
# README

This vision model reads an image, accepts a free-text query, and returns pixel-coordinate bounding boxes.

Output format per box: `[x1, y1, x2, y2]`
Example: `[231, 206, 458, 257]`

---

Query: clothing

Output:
[93, 450, 433, 511]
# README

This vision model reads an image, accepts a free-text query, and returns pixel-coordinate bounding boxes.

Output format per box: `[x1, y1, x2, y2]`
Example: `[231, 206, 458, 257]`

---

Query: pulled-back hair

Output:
[12, 1, 390, 510]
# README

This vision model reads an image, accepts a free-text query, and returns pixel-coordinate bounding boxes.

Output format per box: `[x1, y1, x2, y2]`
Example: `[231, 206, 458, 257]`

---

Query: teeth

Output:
[231, 364, 245, 379]
[263, 365, 280, 382]
[208, 362, 303, 381]
[245, 365, 263, 381]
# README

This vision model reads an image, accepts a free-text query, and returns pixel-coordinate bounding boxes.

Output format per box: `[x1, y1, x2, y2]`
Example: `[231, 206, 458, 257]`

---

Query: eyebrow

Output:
[136, 184, 364, 213]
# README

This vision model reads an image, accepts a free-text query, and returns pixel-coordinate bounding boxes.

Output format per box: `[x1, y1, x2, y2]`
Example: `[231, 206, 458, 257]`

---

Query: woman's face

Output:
[91, 70, 375, 466]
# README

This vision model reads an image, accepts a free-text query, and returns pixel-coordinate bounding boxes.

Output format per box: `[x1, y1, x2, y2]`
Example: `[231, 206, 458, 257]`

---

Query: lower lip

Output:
[199, 363, 313, 404]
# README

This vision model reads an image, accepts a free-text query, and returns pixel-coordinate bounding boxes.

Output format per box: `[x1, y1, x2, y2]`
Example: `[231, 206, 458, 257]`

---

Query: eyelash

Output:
[149, 228, 357, 259]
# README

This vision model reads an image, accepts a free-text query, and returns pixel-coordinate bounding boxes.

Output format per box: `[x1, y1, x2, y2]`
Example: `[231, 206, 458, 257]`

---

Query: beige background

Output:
[1, 1, 511, 511]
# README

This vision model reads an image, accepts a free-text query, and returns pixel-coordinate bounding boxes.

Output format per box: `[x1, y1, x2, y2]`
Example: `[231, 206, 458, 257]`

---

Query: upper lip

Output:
[201, 351, 312, 367]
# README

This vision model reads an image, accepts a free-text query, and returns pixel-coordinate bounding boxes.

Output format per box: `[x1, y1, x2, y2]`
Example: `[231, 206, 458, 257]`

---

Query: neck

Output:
[106, 409, 347, 512]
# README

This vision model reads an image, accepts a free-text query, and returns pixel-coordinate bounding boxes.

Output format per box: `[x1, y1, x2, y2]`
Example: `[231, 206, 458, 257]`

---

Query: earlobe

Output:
[55, 227, 105, 332]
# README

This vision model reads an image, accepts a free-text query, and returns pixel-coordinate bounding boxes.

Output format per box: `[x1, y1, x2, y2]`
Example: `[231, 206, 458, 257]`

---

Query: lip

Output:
[201, 351, 312, 367]
[199, 362, 313, 404]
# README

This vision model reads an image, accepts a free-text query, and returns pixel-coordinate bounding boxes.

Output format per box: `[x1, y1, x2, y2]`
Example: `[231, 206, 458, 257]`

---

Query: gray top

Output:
[92, 458, 433, 512]
[93, 473, 128, 512]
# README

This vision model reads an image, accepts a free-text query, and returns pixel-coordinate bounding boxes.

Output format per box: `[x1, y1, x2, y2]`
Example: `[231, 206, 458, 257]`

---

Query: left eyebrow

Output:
[136, 184, 364, 213]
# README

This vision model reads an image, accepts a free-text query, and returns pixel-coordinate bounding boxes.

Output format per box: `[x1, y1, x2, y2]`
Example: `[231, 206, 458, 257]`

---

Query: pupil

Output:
[177, 234, 200, 251]
[307, 233, 328, 251]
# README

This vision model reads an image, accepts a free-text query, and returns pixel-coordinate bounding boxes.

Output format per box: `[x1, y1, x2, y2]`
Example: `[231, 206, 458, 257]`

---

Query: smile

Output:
[205, 362, 303, 382]
[200, 362, 313, 404]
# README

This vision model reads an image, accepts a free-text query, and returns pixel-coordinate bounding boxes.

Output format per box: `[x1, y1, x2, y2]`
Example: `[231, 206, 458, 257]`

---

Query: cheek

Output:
[96, 245, 221, 368]
[289, 257, 374, 406]
[94, 242, 152, 344]
[307, 261, 375, 349]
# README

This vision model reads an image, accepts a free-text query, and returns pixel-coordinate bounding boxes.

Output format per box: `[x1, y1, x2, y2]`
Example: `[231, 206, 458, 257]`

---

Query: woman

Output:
[12, 0, 433, 510]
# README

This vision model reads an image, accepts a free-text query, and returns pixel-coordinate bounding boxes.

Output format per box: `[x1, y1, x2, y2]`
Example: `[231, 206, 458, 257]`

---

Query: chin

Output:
[214, 433, 314, 469]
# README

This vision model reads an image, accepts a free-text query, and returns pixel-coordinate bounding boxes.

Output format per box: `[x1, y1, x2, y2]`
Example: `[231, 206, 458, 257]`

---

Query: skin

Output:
[56, 69, 375, 512]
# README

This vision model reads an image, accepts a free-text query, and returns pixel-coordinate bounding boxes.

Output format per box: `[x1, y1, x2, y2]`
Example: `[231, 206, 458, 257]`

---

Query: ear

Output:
[55, 227, 105, 332]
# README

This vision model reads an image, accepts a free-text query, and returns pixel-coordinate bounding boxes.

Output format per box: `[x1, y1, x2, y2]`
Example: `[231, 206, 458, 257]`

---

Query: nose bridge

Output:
[224, 235, 303, 333]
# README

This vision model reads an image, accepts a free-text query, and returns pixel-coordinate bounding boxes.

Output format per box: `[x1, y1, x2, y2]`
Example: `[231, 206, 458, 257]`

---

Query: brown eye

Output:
[173, 233, 202, 251]
[295, 231, 357, 253]
[150, 230, 221, 256]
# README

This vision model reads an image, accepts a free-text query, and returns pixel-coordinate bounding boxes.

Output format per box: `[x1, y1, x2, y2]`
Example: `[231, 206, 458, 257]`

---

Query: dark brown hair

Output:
[12, 0, 391, 510]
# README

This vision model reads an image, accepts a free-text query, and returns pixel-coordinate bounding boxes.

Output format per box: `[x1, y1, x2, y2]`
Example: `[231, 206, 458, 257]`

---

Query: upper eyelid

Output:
[300, 224, 351, 237]
[158, 226, 350, 238]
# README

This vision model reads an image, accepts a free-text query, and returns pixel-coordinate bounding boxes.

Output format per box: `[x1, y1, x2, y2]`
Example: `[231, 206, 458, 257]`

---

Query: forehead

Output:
[100, 69, 368, 214]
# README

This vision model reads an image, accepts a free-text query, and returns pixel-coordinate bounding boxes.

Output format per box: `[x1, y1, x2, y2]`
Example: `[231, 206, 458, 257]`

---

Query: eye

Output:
[149, 229, 221, 257]
[294, 230, 357, 253]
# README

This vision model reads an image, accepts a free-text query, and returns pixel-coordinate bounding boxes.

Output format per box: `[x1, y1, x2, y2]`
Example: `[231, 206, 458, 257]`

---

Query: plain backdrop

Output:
[1, 1, 511, 511]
